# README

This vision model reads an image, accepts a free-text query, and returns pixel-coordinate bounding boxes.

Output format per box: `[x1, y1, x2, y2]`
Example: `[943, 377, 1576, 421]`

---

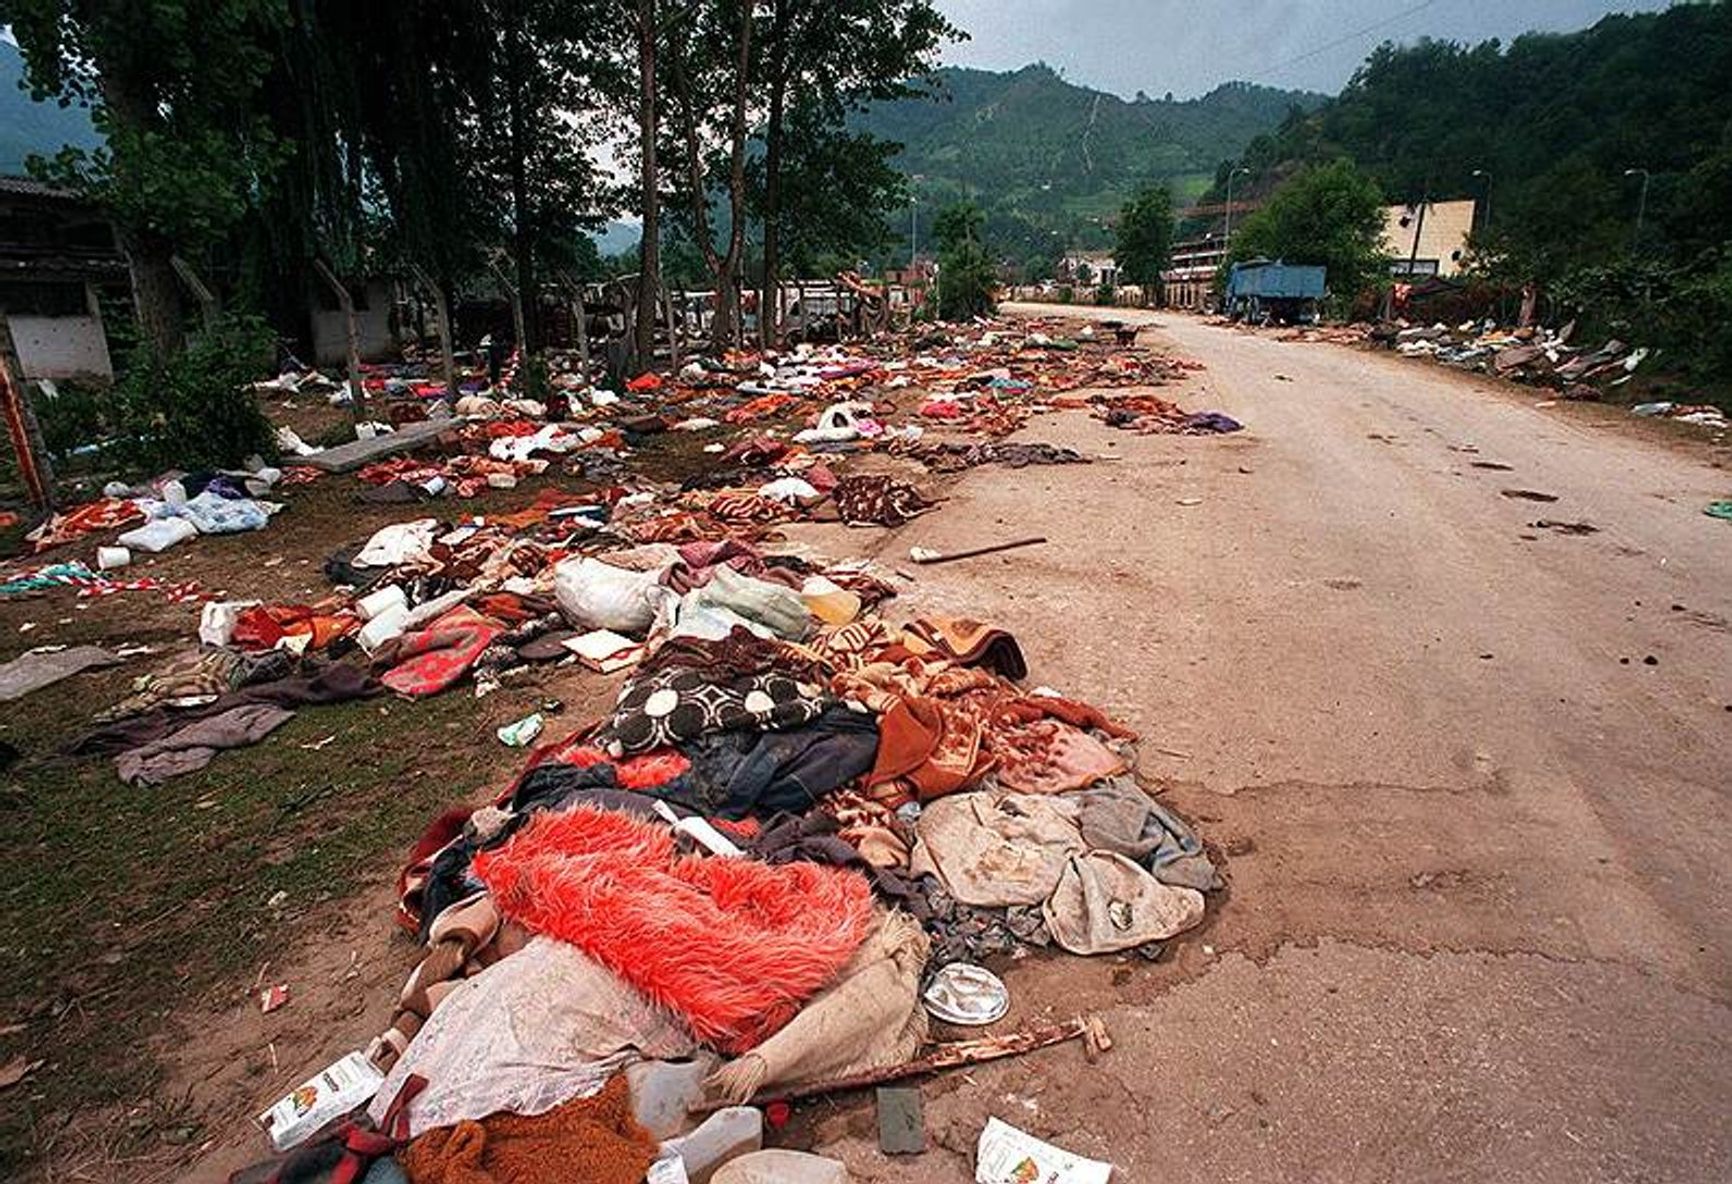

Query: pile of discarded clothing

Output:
[23, 465, 285, 558]
[231, 534, 1216, 1181]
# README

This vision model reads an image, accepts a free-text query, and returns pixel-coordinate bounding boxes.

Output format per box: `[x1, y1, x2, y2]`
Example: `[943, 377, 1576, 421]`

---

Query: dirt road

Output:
[805, 306, 1731, 1182]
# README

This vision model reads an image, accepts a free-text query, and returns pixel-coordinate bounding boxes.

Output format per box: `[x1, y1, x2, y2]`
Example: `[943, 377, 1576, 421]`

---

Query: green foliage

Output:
[1115, 184, 1174, 286]
[933, 200, 995, 320]
[1551, 252, 1732, 384]
[33, 380, 110, 462]
[1230, 159, 1388, 303]
[933, 201, 985, 252]
[747, 98, 908, 272]
[109, 315, 278, 473]
[4, 0, 288, 245]
[1206, 5, 1731, 280]
[1094, 282, 1116, 306]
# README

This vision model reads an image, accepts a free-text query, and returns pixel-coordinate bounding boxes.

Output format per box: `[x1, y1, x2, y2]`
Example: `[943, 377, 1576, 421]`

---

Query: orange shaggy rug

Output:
[473, 807, 874, 1052]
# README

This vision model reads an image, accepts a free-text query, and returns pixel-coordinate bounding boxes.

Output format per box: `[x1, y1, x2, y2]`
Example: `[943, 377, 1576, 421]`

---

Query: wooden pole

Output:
[170, 255, 219, 327]
[662, 285, 681, 371]
[698, 1015, 1110, 1112]
[409, 263, 459, 402]
[310, 256, 367, 426]
[0, 314, 55, 511]
[569, 278, 592, 386]
[487, 254, 527, 362]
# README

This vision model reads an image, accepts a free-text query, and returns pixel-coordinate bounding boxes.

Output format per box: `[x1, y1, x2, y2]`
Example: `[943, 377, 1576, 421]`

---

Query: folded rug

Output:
[474, 807, 874, 1052]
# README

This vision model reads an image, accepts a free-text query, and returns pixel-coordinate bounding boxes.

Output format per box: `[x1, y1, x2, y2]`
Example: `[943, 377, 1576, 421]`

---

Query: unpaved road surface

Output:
[173, 307, 1730, 1184]
[806, 307, 1731, 1182]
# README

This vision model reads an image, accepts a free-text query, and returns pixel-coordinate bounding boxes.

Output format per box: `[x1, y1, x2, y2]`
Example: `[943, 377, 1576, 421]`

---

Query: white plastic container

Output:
[96, 545, 132, 571]
[117, 516, 198, 554]
[660, 1107, 763, 1184]
[355, 584, 408, 623]
[357, 602, 411, 653]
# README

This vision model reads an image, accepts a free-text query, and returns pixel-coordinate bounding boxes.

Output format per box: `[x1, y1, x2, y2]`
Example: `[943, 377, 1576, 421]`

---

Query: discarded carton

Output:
[256, 1051, 383, 1151]
[975, 1118, 1112, 1184]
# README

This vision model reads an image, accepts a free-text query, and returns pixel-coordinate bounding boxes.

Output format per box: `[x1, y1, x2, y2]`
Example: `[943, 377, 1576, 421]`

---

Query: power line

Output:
[1230, 0, 1443, 83]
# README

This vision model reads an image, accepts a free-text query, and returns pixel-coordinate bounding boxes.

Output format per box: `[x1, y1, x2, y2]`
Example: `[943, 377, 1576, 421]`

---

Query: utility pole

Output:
[1223, 166, 1250, 245]
[1624, 168, 1651, 252]
[1404, 191, 1430, 279]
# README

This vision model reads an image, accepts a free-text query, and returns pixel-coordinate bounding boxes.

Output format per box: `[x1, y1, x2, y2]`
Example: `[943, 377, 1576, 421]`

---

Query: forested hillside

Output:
[853, 64, 1320, 269]
[1203, 4, 1731, 276]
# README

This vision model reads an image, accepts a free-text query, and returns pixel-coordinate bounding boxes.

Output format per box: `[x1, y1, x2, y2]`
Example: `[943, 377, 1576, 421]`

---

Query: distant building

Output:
[1060, 251, 1118, 288]
[1382, 199, 1476, 278]
[1162, 236, 1229, 310]
[0, 175, 125, 381]
[309, 276, 400, 367]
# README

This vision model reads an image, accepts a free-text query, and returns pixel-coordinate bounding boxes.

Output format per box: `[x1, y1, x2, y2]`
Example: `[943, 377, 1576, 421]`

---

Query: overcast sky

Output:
[934, 0, 1676, 98]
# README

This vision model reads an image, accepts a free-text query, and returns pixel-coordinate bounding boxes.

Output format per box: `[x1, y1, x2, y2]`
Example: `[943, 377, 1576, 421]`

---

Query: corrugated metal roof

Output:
[0, 174, 84, 200]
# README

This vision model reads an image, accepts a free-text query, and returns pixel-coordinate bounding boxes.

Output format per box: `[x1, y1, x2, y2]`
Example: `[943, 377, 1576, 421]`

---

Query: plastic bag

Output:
[555, 556, 670, 634]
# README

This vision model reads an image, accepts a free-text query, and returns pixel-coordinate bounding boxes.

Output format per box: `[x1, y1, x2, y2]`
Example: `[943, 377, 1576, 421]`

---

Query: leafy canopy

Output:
[1115, 185, 1174, 286]
[1230, 159, 1388, 299]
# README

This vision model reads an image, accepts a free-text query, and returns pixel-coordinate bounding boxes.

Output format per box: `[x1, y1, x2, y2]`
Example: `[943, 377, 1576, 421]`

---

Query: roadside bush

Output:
[33, 378, 111, 462]
[1551, 249, 1732, 390]
[937, 240, 997, 320]
[1095, 283, 1116, 306]
[109, 314, 278, 474]
[1053, 285, 1073, 304]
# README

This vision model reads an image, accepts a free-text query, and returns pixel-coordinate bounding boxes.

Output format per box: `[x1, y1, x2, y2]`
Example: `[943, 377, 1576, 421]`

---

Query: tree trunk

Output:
[759, 0, 789, 348]
[668, 29, 725, 351]
[115, 227, 186, 358]
[571, 280, 591, 382]
[98, 66, 186, 358]
[634, 0, 661, 372]
[410, 264, 459, 401]
[504, 16, 541, 364]
[718, 0, 753, 350]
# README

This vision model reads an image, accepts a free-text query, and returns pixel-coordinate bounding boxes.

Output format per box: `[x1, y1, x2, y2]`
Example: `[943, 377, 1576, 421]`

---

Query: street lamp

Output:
[1223, 166, 1250, 244]
[1624, 168, 1651, 252]
[1471, 169, 1492, 234]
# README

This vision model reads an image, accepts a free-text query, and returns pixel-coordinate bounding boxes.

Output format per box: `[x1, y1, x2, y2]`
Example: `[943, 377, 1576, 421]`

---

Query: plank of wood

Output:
[302, 419, 452, 473]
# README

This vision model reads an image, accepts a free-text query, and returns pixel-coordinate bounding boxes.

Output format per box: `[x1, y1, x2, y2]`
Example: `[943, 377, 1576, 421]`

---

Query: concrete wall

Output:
[1383, 200, 1477, 278]
[311, 279, 399, 366]
[10, 311, 113, 381]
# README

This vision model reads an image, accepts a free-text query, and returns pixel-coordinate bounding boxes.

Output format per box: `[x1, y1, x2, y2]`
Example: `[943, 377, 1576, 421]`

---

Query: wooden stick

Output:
[913, 536, 1047, 565]
[695, 1014, 1107, 1111]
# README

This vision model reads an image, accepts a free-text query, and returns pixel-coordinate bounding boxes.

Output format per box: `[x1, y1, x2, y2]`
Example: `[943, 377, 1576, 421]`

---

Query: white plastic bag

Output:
[117, 516, 198, 554]
[199, 600, 262, 646]
[555, 556, 669, 634]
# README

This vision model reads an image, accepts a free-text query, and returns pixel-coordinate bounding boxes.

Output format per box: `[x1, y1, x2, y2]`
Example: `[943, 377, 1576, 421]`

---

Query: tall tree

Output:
[663, 0, 755, 347]
[754, 0, 959, 345]
[633, 0, 661, 369]
[933, 200, 994, 320]
[2, 0, 287, 355]
[746, 96, 907, 276]
[471, 0, 613, 373]
[1115, 184, 1174, 290]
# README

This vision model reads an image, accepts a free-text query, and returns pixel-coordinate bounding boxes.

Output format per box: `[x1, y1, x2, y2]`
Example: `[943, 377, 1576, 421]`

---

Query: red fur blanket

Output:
[473, 807, 874, 1052]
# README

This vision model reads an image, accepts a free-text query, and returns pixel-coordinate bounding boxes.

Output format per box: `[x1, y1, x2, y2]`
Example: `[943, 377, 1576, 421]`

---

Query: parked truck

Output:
[1222, 259, 1325, 325]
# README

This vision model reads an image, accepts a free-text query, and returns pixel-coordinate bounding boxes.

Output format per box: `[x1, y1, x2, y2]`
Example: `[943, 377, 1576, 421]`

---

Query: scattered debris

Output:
[976, 1117, 1113, 1184]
